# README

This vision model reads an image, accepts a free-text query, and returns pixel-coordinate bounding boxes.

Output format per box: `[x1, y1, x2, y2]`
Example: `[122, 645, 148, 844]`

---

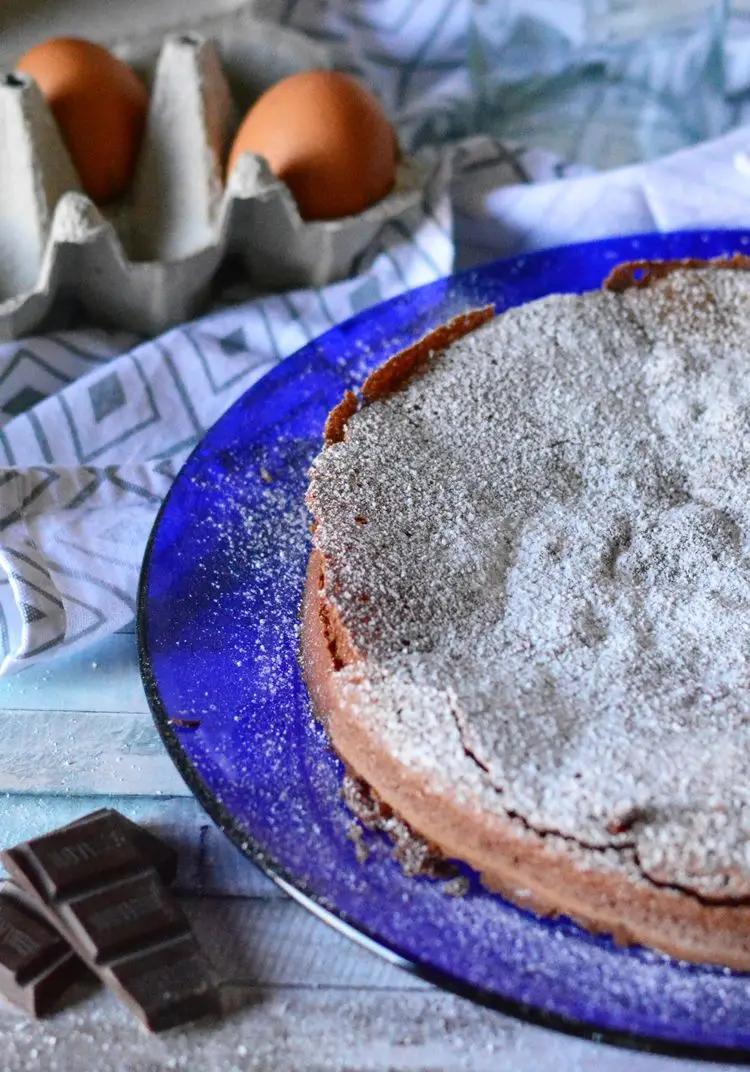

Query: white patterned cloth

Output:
[3, 0, 750, 673]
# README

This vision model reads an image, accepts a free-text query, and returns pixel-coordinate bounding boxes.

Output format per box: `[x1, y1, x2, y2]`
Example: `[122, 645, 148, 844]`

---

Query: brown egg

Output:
[228, 70, 397, 221]
[18, 37, 148, 205]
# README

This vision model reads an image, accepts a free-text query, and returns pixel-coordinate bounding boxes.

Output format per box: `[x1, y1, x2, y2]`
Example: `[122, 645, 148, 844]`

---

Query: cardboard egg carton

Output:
[0, 22, 426, 338]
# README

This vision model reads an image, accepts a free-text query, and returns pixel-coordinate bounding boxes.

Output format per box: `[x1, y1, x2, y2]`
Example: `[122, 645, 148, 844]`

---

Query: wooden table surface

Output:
[0, 624, 741, 1072]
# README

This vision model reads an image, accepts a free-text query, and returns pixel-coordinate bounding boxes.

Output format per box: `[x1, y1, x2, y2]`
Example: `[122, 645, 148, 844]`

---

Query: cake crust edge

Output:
[302, 552, 750, 969]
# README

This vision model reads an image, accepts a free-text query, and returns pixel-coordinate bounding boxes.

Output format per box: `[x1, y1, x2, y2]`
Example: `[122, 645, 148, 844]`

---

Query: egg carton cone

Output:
[0, 23, 427, 338]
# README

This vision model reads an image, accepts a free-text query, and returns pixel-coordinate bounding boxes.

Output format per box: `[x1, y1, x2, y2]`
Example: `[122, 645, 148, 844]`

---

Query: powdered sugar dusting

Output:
[309, 268, 750, 900]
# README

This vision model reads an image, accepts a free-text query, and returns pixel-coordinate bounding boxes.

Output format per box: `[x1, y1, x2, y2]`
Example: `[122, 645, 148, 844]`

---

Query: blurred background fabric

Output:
[4, 0, 750, 673]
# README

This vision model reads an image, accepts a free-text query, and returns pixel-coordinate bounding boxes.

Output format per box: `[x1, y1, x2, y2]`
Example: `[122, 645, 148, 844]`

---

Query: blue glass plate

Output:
[139, 230, 750, 1060]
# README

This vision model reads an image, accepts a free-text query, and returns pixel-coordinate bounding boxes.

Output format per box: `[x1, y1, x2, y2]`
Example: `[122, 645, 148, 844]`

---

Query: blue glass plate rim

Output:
[138, 229, 750, 1064]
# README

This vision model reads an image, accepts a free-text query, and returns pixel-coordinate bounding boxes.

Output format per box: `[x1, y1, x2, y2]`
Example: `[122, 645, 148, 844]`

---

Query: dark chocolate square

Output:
[107, 936, 219, 1031]
[22, 813, 145, 900]
[64, 872, 190, 965]
[64, 811, 178, 886]
[0, 893, 67, 985]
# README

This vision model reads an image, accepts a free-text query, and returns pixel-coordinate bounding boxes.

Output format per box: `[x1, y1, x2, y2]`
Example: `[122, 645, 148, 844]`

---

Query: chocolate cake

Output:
[303, 262, 750, 968]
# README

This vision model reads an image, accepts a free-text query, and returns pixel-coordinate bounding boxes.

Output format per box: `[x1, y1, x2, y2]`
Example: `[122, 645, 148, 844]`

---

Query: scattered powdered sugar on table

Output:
[309, 268, 750, 900]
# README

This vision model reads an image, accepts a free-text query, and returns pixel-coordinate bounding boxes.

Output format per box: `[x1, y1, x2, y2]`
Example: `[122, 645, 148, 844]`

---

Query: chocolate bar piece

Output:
[11, 816, 147, 901]
[107, 935, 220, 1032]
[0, 881, 86, 1016]
[2, 813, 218, 1031]
[64, 810, 178, 886]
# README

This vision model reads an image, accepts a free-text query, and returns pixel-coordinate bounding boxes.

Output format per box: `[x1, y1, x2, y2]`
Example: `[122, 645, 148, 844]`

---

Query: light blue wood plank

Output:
[0, 708, 189, 796]
[189, 897, 427, 990]
[0, 988, 535, 1072]
[0, 633, 149, 715]
[0, 626, 191, 795]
